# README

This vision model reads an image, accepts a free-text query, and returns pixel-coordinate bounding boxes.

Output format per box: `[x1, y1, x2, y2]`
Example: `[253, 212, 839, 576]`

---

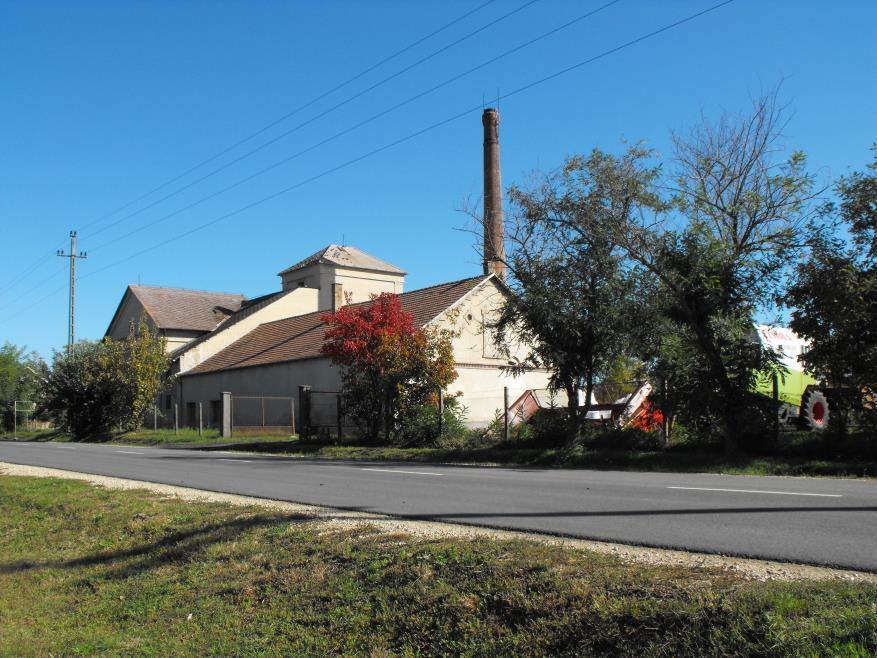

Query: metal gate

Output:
[230, 395, 295, 436]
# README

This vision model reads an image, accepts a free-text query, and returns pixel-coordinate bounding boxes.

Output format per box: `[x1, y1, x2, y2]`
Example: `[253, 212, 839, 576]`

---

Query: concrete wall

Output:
[280, 263, 404, 310]
[177, 287, 319, 373]
[178, 358, 342, 427]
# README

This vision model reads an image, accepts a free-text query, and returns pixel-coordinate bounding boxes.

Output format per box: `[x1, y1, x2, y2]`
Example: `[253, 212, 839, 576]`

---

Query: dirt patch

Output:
[2, 461, 873, 584]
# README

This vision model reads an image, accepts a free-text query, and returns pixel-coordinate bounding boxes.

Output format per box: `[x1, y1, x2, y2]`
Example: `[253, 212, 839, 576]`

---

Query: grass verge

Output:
[223, 440, 877, 478]
[1, 474, 876, 656]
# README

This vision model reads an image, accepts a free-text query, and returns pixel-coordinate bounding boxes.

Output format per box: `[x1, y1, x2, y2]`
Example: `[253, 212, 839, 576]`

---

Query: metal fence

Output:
[231, 395, 295, 436]
[300, 389, 358, 442]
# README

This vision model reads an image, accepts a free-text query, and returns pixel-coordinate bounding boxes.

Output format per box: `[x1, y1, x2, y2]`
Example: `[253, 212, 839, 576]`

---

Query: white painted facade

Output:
[177, 277, 551, 428]
[177, 288, 319, 374]
[281, 262, 404, 310]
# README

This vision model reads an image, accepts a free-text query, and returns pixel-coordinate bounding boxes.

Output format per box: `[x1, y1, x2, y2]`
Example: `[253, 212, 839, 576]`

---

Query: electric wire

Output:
[75, 0, 499, 235]
[86, 0, 623, 254]
[81, 0, 736, 283]
[1, 0, 736, 332]
[0, 0, 500, 300]
[82, 0, 538, 241]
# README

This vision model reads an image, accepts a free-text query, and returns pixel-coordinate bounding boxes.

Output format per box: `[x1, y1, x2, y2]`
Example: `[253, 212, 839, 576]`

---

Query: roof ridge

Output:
[130, 284, 246, 297]
[254, 274, 489, 330]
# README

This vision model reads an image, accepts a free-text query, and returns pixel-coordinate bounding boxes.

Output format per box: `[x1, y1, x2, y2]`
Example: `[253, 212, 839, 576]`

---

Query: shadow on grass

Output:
[0, 513, 314, 579]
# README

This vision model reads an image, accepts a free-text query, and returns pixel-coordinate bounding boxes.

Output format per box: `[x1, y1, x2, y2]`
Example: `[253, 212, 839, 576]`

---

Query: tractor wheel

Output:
[801, 389, 830, 431]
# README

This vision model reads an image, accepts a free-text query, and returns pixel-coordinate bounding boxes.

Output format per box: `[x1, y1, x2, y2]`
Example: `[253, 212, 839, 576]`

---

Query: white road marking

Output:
[56, 446, 76, 450]
[667, 486, 842, 498]
[361, 468, 443, 476]
[217, 458, 252, 463]
[114, 450, 144, 455]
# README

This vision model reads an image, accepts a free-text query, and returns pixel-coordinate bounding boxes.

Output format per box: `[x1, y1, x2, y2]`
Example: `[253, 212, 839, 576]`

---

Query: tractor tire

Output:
[801, 389, 830, 431]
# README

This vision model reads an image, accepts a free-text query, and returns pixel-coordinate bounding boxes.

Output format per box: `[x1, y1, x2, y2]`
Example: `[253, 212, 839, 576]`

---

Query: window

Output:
[164, 395, 172, 410]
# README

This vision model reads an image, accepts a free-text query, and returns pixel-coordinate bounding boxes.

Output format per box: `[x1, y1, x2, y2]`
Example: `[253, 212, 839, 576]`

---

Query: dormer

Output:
[278, 244, 406, 311]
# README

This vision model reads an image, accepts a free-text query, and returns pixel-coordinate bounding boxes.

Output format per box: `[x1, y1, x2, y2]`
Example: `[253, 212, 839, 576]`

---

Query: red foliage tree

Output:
[321, 293, 457, 441]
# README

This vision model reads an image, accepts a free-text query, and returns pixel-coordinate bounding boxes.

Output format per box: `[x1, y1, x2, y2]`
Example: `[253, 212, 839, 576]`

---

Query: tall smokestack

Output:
[482, 107, 506, 278]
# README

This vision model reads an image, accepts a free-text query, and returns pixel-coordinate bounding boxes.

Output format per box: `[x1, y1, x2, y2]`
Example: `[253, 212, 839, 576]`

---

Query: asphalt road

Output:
[2, 441, 876, 572]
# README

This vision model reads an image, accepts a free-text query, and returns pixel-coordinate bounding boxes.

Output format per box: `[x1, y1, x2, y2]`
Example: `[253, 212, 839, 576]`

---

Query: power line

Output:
[77, 0, 498, 235]
[87, 0, 623, 254]
[80, 0, 736, 282]
[0, 263, 68, 314]
[0, 1, 500, 302]
[83, 0, 540, 243]
[0, 0, 736, 334]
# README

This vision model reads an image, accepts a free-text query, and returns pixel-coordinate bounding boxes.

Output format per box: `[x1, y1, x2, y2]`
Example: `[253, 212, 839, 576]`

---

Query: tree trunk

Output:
[564, 380, 580, 445]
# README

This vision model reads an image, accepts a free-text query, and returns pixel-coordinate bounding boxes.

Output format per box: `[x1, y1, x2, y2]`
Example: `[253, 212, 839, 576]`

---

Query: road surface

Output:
[1, 441, 875, 571]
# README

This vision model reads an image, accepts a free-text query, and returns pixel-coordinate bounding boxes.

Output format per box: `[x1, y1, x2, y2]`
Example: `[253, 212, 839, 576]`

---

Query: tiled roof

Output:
[278, 244, 406, 276]
[128, 286, 246, 332]
[186, 275, 489, 375]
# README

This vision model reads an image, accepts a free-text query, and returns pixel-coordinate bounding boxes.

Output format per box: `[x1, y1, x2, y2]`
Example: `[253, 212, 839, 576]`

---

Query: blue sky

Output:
[1, 0, 874, 359]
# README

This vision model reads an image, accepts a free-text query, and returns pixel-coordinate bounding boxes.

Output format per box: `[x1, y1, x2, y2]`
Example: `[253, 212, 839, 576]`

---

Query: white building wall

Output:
[177, 287, 319, 373]
[179, 276, 552, 429]
[280, 263, 404, 310]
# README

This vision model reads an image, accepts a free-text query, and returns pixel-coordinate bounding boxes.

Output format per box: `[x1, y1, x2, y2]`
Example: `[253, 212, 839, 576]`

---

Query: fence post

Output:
[437, 388, 444, 438]
[174, 403, 179, 435]
[336, 395, 343, 443]
[261, 397, 266, 428]
[298, 386, 311, 441]
[772, 373, 780, 444]
[153, 405, 158, 432]
[290, 397, 296, 435]
[198, 402, 203, 438]
[384, 385, 392, 443]
[221, 392, 232, 438]
[660, 377, 668, 448]
[503, 386, 510, 442]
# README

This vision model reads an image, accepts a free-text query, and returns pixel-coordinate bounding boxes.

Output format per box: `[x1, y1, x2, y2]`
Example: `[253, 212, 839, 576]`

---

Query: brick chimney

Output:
[482, 107, 506, 278]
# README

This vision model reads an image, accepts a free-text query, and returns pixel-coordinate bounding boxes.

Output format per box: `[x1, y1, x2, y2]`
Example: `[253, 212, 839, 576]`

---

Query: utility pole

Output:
[57, 231, 87, 353]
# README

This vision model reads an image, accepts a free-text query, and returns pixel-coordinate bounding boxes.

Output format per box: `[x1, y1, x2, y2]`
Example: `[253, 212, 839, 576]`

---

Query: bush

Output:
[583, 425, 664, 451]
[396, 399, 469, 448]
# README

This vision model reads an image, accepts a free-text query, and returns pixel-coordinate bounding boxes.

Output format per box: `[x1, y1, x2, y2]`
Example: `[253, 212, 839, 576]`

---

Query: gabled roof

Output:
[278, 244, 406, 277]
[109, 285, 247, 334]
[186, 275, 490, 375]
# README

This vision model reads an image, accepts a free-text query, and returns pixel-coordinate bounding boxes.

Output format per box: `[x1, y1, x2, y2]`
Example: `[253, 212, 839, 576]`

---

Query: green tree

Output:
[788, 147, 877, 434]
[44, 316, 171, 439]
[610, 92, 815, 450]
[497, 148, 661, 443]
[0, 343, 46, 430]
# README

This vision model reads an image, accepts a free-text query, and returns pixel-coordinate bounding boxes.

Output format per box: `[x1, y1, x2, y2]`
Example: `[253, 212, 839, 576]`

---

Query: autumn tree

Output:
[321, 293, 457, 443]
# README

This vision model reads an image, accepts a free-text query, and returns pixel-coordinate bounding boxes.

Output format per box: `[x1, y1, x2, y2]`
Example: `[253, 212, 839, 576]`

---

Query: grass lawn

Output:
[220, 440, 877, 479]
[0, 427, 296, 447]
[4, 428, 875, 478]
[1, 475, 876, 656]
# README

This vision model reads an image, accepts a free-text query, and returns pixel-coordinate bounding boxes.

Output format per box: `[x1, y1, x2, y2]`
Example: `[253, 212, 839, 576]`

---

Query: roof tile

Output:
[187, 275, 488, 375]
